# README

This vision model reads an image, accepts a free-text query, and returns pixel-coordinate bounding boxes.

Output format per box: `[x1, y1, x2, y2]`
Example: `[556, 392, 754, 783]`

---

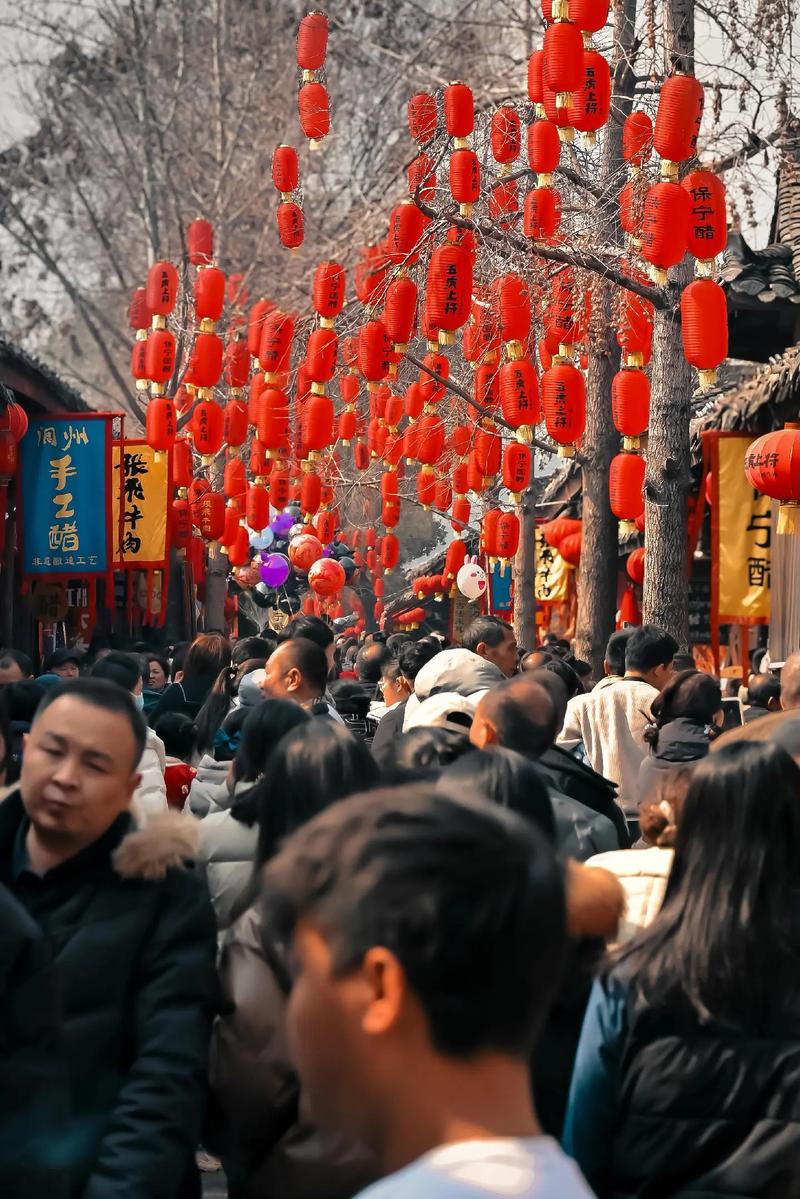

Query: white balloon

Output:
[249, 527, 275, 551]
[456, 562, 487, 601]
[255, 582, 270, 595]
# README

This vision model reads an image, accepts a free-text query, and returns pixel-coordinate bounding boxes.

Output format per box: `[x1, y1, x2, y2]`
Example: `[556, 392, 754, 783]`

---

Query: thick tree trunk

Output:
[641, 0, 695, 648]
[204, 544, 228, 632]
[574, 0, 637, 677]
[513, 479, 537, 652]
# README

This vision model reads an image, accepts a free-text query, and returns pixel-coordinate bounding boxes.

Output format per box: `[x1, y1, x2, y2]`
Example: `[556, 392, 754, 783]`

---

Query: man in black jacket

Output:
[0, 678, 218, 1199]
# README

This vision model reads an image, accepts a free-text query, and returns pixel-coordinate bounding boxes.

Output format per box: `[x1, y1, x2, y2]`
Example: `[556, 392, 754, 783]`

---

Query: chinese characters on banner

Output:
[111, 441, 169, 565]
[19, 416, 111, 576]
[707, 431, 771, 626]
[535, 528, 569, 604]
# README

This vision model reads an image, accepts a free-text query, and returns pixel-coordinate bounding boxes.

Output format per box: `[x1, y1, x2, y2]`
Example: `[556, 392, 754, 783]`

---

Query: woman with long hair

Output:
[564, 741, 800, 1196]
[193, 636, 275, 754]
[149, 632, 232, 721]
[636, 668, 722, 806]
[210, 720, 380, 1199]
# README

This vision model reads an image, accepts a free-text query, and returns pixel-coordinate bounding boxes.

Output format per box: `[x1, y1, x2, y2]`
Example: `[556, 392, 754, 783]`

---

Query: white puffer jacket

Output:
[584, 846, 674, 944]
[197, 780, 259, 933]
[134, 728, 168, 815]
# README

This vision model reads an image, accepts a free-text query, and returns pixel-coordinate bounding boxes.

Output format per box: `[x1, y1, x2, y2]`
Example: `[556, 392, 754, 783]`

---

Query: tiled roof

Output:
[0, 337, 87, 412]
[721, 232, 800, 306]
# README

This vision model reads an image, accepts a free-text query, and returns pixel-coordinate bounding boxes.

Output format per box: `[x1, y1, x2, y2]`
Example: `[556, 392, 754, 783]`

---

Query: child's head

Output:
[152, 711, 195, 762]
[264, 783, 566, 1153]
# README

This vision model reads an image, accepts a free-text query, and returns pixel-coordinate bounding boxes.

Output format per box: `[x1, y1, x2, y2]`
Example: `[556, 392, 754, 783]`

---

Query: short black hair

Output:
[170, 642, 190, 681]
[388, 726, 473, 773]
[355, 642, 392, 685]
[264, 784, 567, 1058]
[0, 648, 33, 677]
[33, 679, 146, 768]
[43, 647, 83, 672]
[385, 633, 410, 657]
[439, 748, 556, 844]
[90, 651, 141, 693]
[747, 673, 781, 709]
[461, 616, 513, 655]
[605, 628, 635, 677]
[232, 636, 276, 665]
[278, 615, 334, 652]
[479, 677, 558, 758]
[398, 639, 441, 682]
[625, 624, 679, 674]
[152, 711, 196, 761]
[381, 659, 403, 685]
[147, 653, 171, 681]
[282, 637, 329, 695]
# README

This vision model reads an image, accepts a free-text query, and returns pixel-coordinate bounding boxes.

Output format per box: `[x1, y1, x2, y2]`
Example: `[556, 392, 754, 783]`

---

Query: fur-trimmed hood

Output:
[113, 807, 202, 882]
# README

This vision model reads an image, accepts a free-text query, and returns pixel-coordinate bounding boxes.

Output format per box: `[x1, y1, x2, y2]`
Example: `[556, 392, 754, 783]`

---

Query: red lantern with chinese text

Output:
[680, 278, 728, 390]
[408, 92, 437, 143]
[609, 452, 646, 528]
[145, 396, 176, 454]
[542, 362, 586, 456]
[503, 443, 531, 497]
[654, 74, 704, 176]
[681, 170, 728, 268]
[640, 181, 691, 283]
[611, 369, 650, 449]
[744, 425, 800, 534]
[298, 82, 330, 147]
[192, 400, 224, 460]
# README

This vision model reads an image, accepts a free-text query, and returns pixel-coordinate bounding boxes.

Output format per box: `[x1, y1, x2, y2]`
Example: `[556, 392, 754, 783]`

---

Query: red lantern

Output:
[193, 331, 224, 390]
[146, 261, 178, 317]
[187, 218, 214, 267]
[623, 111, 653, 168]
[626, 547, 646, 585]
[474, 428, 502, 480]
[247, 298, 274, 357]
[194, 490, 225, 542]
[302, 394, 335, 455]
[407, 151, 437, 201]
[172, 497, 192, 550]
[308, 558, 346, 597]
[444, 82, 474, 138]
[568, 50, 611, 140]
[408, 92, 437, 144]
[194, 266, 225, 324]
[301, 471, 322, 517]
[259, 311, 295, 377]
[500, 360, 540, 436]
[379, 532, 400, 572]
[269, 469, 290, 510]
[416, 414, 445, 466]
[145, 397, 176, 454]
[617, 289, 653, 366]
[448, 149, 481, 214]
[296, 10, 328, 71]
[435, 478, 453, 512]
[482, 509, 501, 557]
[541, 518, 581, 550]
[388, 200, 426, 263]
[128, 286, 150, 331]
[272, 146, 299, 195]
[611, 369, 650, 449]
[524, 187, 560, 240]
[490, 107, 521, 165]
[744, 425, 800, 534]
[680, 278, 728, 389]
[289, 532, 324, 573]
[682, 170, 728, 264]
[305, 327, 338, 383]
[384, 276, 418, 351]
[503, 443, 531, 497]
[173, 438, 193, 489]
[494, 273, 531, 348]
[451, 495, 471, 532]
[527, 120, 561, 179]
[496, 511, 520, 560]
[382, 499, 401, 528]
[298, 82, 330, 146]
[277, 202, 305, 249]
[654, 74, 704, 172]
[145, 328, 176, 390]
[354, 441, 370, 471]
[570, 0, 610, 31]
[192, 400, 224, 460]
[640, 181, 691, 282]
[543, 21, 584, 105]
[426, 243, 472, 337]
[542, 362, 586, 455]
[224, 339, 250, 391]
[609, 452, 646, 525]
[223, 458, 247, 502]
[559, 531, 582, 567]
[257, 388, 290, 452]
[246, 484, 269, 531]
[488, 179, 518, 224]
[417, 470, 437, 508]
[527, 49, 545, 106]
[313, 261, 345, 321]
[223, 399, 248, 447]
[358, 320, 392, 384]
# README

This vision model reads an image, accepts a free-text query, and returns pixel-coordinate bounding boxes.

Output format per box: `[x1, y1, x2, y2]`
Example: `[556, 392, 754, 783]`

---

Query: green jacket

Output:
[0, 791, 218, 1199]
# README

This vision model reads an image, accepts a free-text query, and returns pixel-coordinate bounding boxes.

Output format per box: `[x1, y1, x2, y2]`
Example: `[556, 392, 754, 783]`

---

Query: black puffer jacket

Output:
[636, 717, 713, 807]
[538, 745, 629, 847]
[0, 791, 218, 1199]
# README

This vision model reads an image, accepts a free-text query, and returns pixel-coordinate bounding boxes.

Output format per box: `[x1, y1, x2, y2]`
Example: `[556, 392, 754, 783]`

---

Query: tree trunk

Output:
[574, 0, 637, 678]
[641, 0, 695, 649]
[204, 544, 228, 633]
[513, 479, 537, 652]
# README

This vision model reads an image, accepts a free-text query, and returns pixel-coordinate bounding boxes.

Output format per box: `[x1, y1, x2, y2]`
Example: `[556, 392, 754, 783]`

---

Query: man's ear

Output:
[359, 947, 407, 1038]
[286, 667, 302, 693]
[475, 641, 488, 658]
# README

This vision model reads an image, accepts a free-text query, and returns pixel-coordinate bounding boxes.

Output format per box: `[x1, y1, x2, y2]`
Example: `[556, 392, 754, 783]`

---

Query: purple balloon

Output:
[270, 512, 295, 536]
[259, 553, 291, 588]
[322, 545, 333, 558]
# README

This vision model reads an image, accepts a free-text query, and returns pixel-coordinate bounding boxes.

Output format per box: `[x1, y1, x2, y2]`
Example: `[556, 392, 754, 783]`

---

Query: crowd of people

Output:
[0, 616, 798, 1199]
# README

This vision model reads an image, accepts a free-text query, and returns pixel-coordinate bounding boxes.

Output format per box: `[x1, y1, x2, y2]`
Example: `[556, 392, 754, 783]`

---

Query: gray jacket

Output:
[197, 781, 259, 932]
[186, 755, 231, 819]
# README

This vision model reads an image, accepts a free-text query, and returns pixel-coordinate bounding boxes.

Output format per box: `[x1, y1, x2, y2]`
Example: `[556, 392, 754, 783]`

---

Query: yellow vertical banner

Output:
[112, 441, 170, 567]
[535, 528, 570, 604]
[710, 432, 770, 625]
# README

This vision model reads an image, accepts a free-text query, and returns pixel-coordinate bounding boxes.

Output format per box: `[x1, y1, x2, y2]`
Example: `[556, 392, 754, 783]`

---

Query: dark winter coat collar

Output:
[651, 717, 713, 763]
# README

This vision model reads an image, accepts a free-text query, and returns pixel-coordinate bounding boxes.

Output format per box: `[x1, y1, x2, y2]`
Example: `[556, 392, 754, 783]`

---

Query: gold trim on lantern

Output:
[557, 444, 576, 459]
[458, 202, 474, 217]
[777, 503, 800, 536]
[697, 368, 718, 391]
[660, 159, 679, 181]
[623, 435, 642, 451]
[537, 172, 554, 187]
[648, 265, 668, 285]
[516, 425, 533, 445]
[438, 330, 456, 346]
[558, 125, 575, 143]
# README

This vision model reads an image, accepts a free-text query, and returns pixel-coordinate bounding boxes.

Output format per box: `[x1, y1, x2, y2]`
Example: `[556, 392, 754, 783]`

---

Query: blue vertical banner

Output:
[489, 561, 514, 616]
[19, 415, 112, 577]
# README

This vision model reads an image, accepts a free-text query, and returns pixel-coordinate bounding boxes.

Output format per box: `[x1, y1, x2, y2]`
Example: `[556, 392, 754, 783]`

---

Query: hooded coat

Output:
[403, 649, 505, 732]
[636, 716, 713, 807]
[196, 781, 259, 932]
[0, 792, 218, 1199]
[187, 754, 231, 818]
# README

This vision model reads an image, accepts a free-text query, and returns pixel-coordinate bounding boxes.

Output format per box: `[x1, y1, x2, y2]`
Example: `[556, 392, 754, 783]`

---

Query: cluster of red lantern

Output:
[297, 11, 331, 150]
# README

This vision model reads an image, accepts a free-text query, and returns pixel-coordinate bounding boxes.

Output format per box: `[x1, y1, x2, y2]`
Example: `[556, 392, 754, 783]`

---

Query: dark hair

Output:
[398, 639, 441, 682]
[478, 677, 557, 759]
[183, 633, 232, 688]
[605, 628, 635, 677]
[461, 616, 513, 655]
[672, 653, 696, 673]
[440, 748, 556, 843]
[570, 658, 593, 680]
[389, 727, 473, 774]
[381, 659, 403, 686]
[90, 650, 141, 693]
[614, 742, 800, 1028]
[0, 696, 10, 779]
[264, 784, 567, 1057]
[280, 637, 329, 696]
[646, 670, 722, 748]
[385, 633, 410, 657]
[252, 720, 380, 867]
[194, 662, 240, 753]
[0, 648, 33, 677]
[33, 679, 146, 768]
[234, 700, 310, 789]
[147, 655, 170, 686]
[0, 679, 45, 725]
[211, 707, 250, 762]
[638, 766, 693, 848]
[152, 711, 196, 762]
[278, 615, 334, 652]
[170, 642, 190, 681]
[625, 624, 679, 674]
[527, 668, 569, 733]
[541, 656, 584, 700]
[43, 648, 82, 672]
[747, 672, 781, 709]
[232, 636, 275, 665]
[355, 642, 392, 685]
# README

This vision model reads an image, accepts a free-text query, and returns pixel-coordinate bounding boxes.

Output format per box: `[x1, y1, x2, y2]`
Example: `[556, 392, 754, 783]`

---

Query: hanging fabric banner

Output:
[112, 440, 171, 567]
[535, 527, 569, 604]
[706, 430, 771, 626]
[19, 414, 113, 578]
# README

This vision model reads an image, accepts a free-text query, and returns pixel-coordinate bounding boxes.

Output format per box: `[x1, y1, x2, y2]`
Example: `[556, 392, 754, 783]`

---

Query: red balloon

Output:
[288, 533, 324, 574]
[307, 557, 346, 597]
